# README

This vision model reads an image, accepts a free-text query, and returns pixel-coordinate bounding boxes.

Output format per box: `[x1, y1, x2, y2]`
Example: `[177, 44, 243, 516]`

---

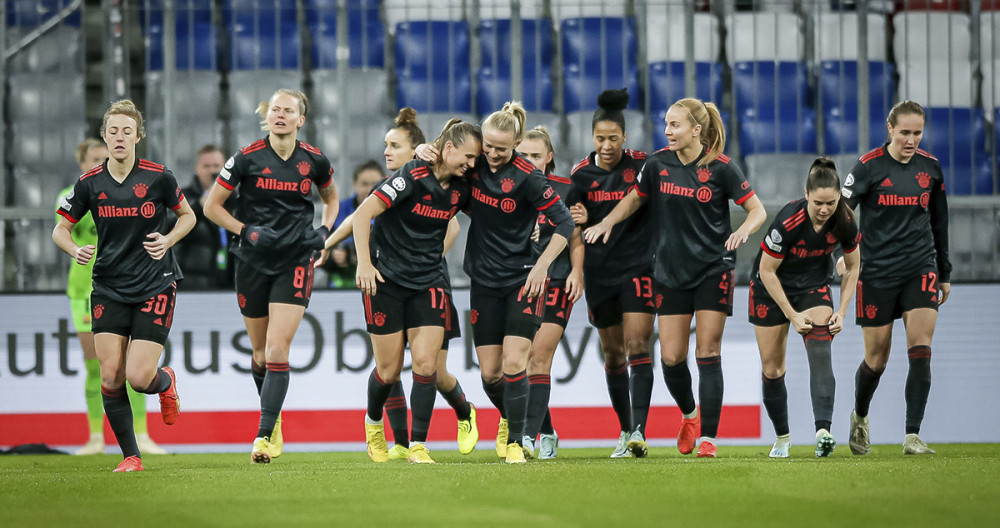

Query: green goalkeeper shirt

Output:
[56, 185, 97, 299]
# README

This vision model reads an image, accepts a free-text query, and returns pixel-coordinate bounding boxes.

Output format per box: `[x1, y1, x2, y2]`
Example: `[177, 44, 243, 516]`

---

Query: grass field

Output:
[3, 444, 998, 527]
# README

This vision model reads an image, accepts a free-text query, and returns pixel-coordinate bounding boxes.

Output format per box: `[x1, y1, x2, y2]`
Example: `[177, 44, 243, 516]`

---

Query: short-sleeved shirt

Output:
[463, 153, 574, 289]
[753, 199, 861, 295]
[636, 147, 756, 289]
[369, 160, 471, 290]
[57, 159, 185, 304]
[533, 174, 581, 281]
[217, 137, 334, 275]
[56, 184, 97, 300]
[842, 144, 951, 286]
[572, 150, 652, 288]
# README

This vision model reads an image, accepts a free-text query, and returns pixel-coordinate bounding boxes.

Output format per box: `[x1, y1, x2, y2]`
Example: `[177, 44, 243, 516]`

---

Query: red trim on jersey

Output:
[298, 141, 323, 155]
[241, 140, 267, 154]
[547, 174, 571, 185]
[570, 157, 591, 175]
[57, 208, 79, 224]
[319, 178, 333, 187]
[734, 189, 756, 206]
[859, 147, 885, 164]
[512, 157, 536, 174]
[915, 148, 938, 161]
[760, 240, 784, 259]
[216, 176, 235, 191]
[80, 165, 103, 181]
[137, 159, 164, 172]
[844, 232, 861, 253]
[373, 190, 392, 207]
[410, 166, 430, 179]
[625, 148, 646, 160]
[783, 209, 807, 230]
[633, 185, 647, 198]
[537, 197, 560, 210]
[717, 153, 731, 164]
[654, 146, 671, 154]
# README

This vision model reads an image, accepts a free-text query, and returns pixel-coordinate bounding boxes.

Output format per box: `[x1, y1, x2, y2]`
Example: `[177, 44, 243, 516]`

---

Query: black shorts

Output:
[363, 278, 451, 335]
[585, 273, 656, 329]
[443, 301, 462, 347]
[235, 256, 314, 318]
[91, 283, 177, 345]
[748, 280, 835, 327]
[470, 281, 547, 347]
[856, 270, 940, 327]
[656, 270, 735, 316]
[541, 279, 575, 328]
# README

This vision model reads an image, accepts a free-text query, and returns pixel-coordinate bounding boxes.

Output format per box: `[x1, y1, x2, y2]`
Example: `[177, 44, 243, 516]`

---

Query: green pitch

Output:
[3, 444, 998, 527]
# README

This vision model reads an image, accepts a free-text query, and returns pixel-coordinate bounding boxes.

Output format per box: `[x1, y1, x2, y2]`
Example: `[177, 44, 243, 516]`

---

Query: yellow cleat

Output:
[495, 417, 509, 458]
[505, 442, 526, 464]
[407, 443, 436, 464]
[269, 413, 283, 458]
[387, 444, 409, 460]
[251, 437, 271, 464]
[457, 404, 479, 455]
[364, 419, 389, 463]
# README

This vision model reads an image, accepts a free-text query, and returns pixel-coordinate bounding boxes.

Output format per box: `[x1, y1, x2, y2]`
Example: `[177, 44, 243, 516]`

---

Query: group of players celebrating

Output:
[53, 87, 949, 470]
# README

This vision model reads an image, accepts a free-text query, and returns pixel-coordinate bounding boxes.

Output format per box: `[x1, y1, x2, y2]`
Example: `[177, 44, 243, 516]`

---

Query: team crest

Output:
[697, 168, 711, 183]
[300, 179, 312, 194]
[470, 309, 479, 324]
[826, 232, 837, 244]
[297, 161, 311, 176]
[451, 189, 460, 205]
[623, 168, 636, 183]
[373, 312, 386, 327]
[501, 178, 515, 193]
[93, 304, 104, 319]
[238, 294, 247, 308]
[865, 305, 878, 319]
[916, 172, 931, 189]
[655, 294, 663, 309]
[756, 304, 768, 318]
[133, 183, 148, 198]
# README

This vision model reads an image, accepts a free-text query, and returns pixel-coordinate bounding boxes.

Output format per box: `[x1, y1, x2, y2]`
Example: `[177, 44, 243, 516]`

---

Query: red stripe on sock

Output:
[804, 325, 833, 343]
[413, 373, 437, 385]
[100, 385, 125, 397]
[265, 362, 290, 372]
[604, 362, 628, 376]
[628, 356, 653, 367]
[696, 356, 722, 366]
[907, 345, 932, 360]
[528, 375, 551, 385]
[504, 372, 527, 383]
[373, 369, 389, 386]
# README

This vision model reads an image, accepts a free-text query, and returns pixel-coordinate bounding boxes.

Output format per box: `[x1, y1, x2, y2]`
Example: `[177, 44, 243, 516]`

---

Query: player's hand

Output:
[522, 266, 548, 302]
[583, 221, 613, 244]
[789, 312, 813, 335]
[303, 225, 330, 251]
[74, 244, 95, 266]
[530, 222, 541, 243]
[240, 224, 280, 248]
[725, 228, 750, 251]
[939, 282, 951, 305]
[828, 312, 845, 336]
[356, 261, 384, 295]
[570, 203, 588, 225]
[566, 267, 584, 304]
[313, 248, 330, 268]
[835, 256, 846, 277]
[143, 232, 170, 260]
[415, 143, 438, 163]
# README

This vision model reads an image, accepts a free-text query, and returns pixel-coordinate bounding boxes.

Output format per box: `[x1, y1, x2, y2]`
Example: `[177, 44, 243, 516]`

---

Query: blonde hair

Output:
[75, 138, 105, 166]
[256, 88, 308, 131]
[482, 101, 527, 143]
[671, 97, 726, 167]
[523, 125, 556, 174]
[101, 99, 144, 139]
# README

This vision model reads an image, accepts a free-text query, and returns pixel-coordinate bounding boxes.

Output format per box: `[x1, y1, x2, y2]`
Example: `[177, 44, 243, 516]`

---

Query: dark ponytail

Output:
[593, 88, 629, 133]
[806, 157, 855, 242]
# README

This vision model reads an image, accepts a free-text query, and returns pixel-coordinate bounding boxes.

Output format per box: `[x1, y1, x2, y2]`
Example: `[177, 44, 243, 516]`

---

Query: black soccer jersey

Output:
[753, 199, 861, 295]
[464, 153, 574, 288]
[217, 137, 334, 275]
[533, 174, 581, 281]
[842, 144, 951, 286]
[636, 147, 756, 289]
[369, 160, 471, 290]
[58, 159, 185, 303]
[572, 149, 652, 288]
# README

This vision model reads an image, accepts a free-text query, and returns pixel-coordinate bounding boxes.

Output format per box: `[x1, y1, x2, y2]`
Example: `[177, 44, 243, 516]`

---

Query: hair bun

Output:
[395, 107, 419, 128]
[597, 88, 629, 112]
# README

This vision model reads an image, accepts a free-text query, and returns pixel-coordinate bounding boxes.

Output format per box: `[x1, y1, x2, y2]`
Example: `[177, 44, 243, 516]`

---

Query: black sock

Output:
[804, 325, 835, 432]
[366, 368, 393, 422]
[251, 360, 266, 396]
[762, 373, 789, 436]
[605, 362, 632, 433]
[524, 374, 552, 442]
[102, 385, 139, 458]
[854, 359, 883, 418]
[662, 360, 697, 415]
[905, 346, 932, 435]
[385, 381, 409, 448]
[540, 409, 555, 435]
[697, 355, 724, 438]
[136, 367, 172, 394]
[410, 372, 437, 444]
[482, 378, 506, 417]
[628, 355, 654, 435]
[438, 380, 472, 421]
[503, 371, 529, 446]
[256, 363, 289, 439]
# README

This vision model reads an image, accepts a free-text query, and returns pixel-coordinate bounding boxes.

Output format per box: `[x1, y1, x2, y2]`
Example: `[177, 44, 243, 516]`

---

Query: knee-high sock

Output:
[761, 373, 789, 436]
[662, 360, 697, 416]
[482, 378, 506, 417]
[854, 359, 883, 418]
[524, 374, 552, 442]
[102, 385, 139, 458]
[384, 381, 409, 448]
[366, 368, 393, 422]
[628, 355, 654, 435]
[410, 372, 437, 444]
[905, 346, 932, 435]
[438, 380, 472, 421]
[256, 362, 289, 438]
[540, 409, 555, 435]
[605, 362, 632, 433]
[503, 371, 529, 446]
[127, 384, 147, 435]
[804, 325, 835, 432]
[251, 360, 266, 396]
[84, 358, 103, 434]
[135, 368, 172, 394]
[697, 355, 724, 438]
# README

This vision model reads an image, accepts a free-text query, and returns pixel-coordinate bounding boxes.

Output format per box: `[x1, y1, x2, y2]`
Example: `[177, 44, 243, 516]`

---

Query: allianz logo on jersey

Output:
[98, 202, 156, 219]
[255, 176, 312, 194]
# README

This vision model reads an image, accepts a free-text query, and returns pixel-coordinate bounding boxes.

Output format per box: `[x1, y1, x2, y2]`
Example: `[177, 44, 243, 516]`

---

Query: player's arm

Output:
[583, 189, 643, 244]
[311, 183, 340, 266]
[443, 216, 460, 256]
[830, 246, 861, 335]
[726, 194, 767, 251]
[146, 198, 196, 260]
[352, 195, 389, 295]
[758, 253, 812, 335]
[566, 226, 585, 303]
[929, 177, 952, 305]
[325, 211, 356, 250]
[53, 216, 93, 265]
[525, 179, 573, 300]
[204, 182, 243, 236]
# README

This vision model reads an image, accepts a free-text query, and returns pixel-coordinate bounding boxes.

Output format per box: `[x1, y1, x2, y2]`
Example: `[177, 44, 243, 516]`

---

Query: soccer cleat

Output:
[697, 439, 718, 458]
[75, 433, 104, 456]
[769, 434, 791, 458]
[158, 366, 180, 425]
[815, 429, 837, 458]
[269, 413, 283, 458]
[902, 433, 935, 455]
[521, 436, 535, 460]
[627, 429, 649, 458]
[251, 437, 272, 464]
[387, 444, 409, 461]
[407, 443, 436, 464]
[495, 418, 509, 458]
[538, 432, 559, 460]
[112, 455, 144, 472]
[457, 404, 479, 455]
[135, 433, 167, 455]
[364, 420, 390, 463]
[678, 410, 700, 455]
[505, 442, 526, 464]
[610, 431, 631, 458]
[849, 410, 871, 455]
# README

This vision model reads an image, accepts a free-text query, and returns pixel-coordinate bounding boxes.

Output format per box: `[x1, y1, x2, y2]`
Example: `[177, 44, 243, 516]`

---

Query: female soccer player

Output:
[204, 88, 339, 464]
[841, 100, 951, 456]
[53, 100, 193, 472]
[571, 89, 656, 458]
[586, 97, 766, 458]
[354, 119, 482, 463]
[750, 158, 861, 458]
[518, 126, 584, 460]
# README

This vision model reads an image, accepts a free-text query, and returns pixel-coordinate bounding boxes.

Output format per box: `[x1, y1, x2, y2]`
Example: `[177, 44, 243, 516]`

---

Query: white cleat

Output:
[769, 434, 790, 458]
[849, 410, 870, 455]
[902, 433, 935, 455]
[610, 431, 631, 458]
[815, 429, 836, 458]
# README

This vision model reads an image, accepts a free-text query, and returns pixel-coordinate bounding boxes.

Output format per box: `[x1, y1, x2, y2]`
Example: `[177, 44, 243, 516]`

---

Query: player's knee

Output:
[624, 336, 650, 357]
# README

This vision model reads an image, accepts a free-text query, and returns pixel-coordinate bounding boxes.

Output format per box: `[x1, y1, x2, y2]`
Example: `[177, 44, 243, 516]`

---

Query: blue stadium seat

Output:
[223, 0, 299, 70]
[922, 107, 991, 195]
[306, 0, 384, 69]
[733, 61, 815, 155]
[561, 17, 639, 113]
[739, 107, 817, 156]
[477, 18, 554, 112]
[477, 68, 552, 113]
[647, 61, 723, 114]
[394, 20, 471, 112]
[142, 0, 216, 71]
[6, 0, 80, 26]
[820, 61, 894, 154]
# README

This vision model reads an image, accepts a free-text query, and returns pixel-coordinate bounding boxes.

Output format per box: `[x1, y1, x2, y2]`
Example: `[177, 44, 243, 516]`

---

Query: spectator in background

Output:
[324, 160, 383, 288]
[173, 144, 234, 290]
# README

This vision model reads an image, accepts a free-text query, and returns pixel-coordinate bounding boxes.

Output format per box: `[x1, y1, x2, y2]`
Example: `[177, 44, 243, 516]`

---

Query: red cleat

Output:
[112, 455, 145, 472]
[158, 366, 180, 425]
[697, 440, 717, 458]
[678, 410, 700, 455]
